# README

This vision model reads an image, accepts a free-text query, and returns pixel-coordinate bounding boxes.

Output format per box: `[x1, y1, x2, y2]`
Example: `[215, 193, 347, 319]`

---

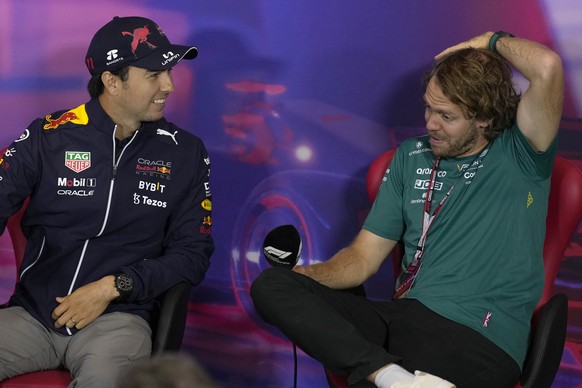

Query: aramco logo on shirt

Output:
[65, 151, 91, 173]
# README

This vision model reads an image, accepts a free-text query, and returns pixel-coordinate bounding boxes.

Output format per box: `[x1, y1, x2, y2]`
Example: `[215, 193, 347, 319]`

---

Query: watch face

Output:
[116, 273, 134, 293]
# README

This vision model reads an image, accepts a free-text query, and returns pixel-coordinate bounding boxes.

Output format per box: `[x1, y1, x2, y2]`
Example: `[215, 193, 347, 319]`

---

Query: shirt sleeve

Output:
[362, 145, 406, 241]
[503, 123, 558, 180]
[0, 124, 41, 232]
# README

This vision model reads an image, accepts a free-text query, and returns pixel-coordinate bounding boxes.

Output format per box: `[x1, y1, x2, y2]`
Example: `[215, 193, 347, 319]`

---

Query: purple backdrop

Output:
[1, 1, 581, 386]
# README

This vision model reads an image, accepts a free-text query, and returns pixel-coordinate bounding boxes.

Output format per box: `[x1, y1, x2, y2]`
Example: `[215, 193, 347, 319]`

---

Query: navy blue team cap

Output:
[85, 16, 198, 76]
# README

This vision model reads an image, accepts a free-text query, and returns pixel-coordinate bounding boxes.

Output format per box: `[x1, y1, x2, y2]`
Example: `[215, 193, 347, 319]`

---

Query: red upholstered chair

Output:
[325, 150, 582, 388]
[0, 187, 192, 386]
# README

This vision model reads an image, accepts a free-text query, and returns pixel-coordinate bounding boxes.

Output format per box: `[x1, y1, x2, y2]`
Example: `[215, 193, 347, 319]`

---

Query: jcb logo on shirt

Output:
[65, 151, 91, 173]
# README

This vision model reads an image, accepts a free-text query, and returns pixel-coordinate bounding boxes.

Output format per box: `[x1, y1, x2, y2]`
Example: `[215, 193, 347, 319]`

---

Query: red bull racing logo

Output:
[136, 158, 172, 180]
[65, 151, 91, 173]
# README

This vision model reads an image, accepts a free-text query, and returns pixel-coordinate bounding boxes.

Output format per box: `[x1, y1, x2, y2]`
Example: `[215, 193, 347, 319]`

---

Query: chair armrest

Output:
[151, 282, 192, 354]
[519, 293, 568, 388]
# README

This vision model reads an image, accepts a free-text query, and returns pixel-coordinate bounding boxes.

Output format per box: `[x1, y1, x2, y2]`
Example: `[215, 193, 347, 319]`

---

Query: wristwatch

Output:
[114, 272, 134, 299]
[489, 31, 514, 53]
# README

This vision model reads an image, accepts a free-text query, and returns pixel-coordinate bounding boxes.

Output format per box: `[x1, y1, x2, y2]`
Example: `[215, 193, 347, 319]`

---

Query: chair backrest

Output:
[365, 149, 396, 204]
[365, 150, 582, 308]
[540, 156, 582, 306]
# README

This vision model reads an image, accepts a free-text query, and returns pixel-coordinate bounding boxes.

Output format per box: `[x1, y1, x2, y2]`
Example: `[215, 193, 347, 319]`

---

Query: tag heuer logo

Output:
[65, 151, 91, 173]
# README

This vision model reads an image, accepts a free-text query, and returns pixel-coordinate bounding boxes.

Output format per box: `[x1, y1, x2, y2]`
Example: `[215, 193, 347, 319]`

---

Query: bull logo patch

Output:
[43, 105, 89, 130]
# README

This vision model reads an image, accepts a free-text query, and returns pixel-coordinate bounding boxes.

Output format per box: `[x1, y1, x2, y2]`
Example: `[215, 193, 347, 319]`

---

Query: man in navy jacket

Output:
[0, 16, 214, 387]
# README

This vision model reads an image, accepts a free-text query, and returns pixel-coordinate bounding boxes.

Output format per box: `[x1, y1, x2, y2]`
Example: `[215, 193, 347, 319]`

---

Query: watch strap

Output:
[489, 31, 514, 53]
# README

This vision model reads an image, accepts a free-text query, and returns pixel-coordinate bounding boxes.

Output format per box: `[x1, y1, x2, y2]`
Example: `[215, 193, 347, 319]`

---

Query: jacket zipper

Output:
[96, 126, 138, 236]
[62, 126, 138, 334]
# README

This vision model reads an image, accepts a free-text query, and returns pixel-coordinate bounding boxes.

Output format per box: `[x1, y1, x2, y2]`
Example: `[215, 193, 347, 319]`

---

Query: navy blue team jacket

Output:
[0, 98, 214, 335]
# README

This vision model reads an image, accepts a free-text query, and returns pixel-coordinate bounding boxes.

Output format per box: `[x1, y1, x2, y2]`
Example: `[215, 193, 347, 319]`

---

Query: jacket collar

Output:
[85, 98, 117, 135]
[85, 98, 161, 137]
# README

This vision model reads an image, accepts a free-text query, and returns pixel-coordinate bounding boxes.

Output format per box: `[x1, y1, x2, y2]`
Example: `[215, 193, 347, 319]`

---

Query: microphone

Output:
[263, 224, 302, 268]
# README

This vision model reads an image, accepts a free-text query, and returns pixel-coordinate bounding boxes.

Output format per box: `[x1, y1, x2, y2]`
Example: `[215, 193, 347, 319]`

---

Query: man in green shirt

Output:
[251, 32, 564, 388]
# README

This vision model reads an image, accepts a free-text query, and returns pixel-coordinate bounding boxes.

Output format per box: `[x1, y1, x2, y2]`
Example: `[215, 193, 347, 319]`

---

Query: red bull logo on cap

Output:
[122, 25, 157, 54]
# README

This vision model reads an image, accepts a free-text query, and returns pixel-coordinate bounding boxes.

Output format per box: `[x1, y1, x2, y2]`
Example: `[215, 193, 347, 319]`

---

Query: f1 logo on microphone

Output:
[264, 246, 292, 261]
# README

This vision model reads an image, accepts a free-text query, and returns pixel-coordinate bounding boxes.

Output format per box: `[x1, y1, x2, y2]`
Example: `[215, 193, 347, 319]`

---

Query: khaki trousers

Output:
[0, 306, 151, 388]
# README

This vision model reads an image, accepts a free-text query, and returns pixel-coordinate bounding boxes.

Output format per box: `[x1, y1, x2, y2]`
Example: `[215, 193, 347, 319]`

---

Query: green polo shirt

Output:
[363, 124, 557, 367]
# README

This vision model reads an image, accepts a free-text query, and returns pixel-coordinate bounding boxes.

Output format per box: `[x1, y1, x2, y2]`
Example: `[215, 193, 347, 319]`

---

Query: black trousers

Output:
[250, 267, 520, 388]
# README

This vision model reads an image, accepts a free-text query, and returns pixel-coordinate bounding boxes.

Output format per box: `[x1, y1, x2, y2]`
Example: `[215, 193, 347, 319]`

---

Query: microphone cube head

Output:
[263, 224, 302, 268]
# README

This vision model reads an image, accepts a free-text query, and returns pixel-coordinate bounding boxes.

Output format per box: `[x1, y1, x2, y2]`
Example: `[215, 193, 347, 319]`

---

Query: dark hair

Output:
[424, 48, 520, 140]
[87, 66, 130, 98]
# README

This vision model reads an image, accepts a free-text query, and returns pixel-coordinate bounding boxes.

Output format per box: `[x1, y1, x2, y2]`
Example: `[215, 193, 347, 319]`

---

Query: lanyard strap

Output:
[393, 144, 490, 298]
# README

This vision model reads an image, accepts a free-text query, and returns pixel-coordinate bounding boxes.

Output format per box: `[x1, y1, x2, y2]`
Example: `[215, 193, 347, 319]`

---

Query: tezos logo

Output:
[133, 193, 167, 208]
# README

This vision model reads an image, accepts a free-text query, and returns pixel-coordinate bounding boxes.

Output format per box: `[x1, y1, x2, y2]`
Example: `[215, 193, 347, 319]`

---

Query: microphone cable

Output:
[262, 224, 302, 387]
[293, 342, 298, 388]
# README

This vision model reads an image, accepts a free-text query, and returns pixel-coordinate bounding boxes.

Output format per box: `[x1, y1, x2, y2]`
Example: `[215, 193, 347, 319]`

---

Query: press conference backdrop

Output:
[0, 1, 581, 386]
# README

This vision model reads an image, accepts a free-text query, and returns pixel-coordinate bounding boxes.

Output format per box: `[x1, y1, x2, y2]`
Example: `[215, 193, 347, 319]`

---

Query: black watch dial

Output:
[115, 273, 134, 298]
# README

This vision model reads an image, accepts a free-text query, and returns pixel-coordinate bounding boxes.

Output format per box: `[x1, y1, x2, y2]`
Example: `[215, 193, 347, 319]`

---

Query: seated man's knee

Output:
[251, 267, 288, 297]
[250, 267, 299, 315]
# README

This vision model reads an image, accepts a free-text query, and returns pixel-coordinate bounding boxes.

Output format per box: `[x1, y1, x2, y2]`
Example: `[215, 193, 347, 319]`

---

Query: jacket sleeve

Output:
[121, 138, 214, 302]
[0, 124, 41, 232]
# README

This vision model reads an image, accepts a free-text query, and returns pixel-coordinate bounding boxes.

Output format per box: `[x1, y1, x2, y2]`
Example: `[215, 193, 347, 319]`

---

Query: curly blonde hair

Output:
[424, 48, 520, 141]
